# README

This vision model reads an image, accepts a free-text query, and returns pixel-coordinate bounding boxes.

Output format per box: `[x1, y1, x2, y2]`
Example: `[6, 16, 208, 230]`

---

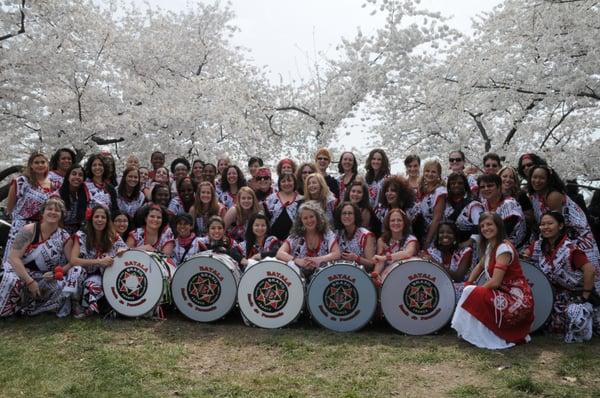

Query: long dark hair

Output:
[381, 208, 411, 246]
[365, 149, 390, 184]
[526, 165, 566, 195]
[58, 164, 88, 225]
[244, 212, 271, 257]
[343, 180, 371, 210]
[337, 151, 358, 175]
[379, 175, 415, 210]
[117, 167, 141, 200]
[220, 165, 247, 193]
[140, 204, 170, 237]
[540, 211, 567, 254]
[478, 212, 507, 255]
[49, 148, 76, 171]
[84, 205, 115, 253]
[333, 202, 362, 231]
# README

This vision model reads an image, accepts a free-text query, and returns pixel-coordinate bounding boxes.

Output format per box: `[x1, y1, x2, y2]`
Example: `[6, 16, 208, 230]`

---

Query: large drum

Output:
[476, 259, 553, 333]
[237, 258, 305, 329]
[307, 261, 377, 332]
[171, 252, 241, 322]
[103, 250, 174, 317]
[381, 259, 456, 335]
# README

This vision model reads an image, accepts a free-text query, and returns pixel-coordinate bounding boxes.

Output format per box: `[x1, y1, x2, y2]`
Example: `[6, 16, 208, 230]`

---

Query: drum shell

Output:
[171, 251, 240, 322]
[103, 250, 172, 317]
[380, 259, 456, 335]
[476, 259, 554, 333]
[237, 258, 305, 329]
[307, 261, 377, 332]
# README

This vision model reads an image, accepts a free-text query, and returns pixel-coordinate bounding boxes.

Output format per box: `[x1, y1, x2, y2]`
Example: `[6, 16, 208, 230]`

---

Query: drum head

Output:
[307, 263, 376, 332]
[381, 260, 456, 335]
[172, 253, 240, 322]
[237, 259, 304, 329]
[103, 250, 167, 317]
[476, 260, 554, 332]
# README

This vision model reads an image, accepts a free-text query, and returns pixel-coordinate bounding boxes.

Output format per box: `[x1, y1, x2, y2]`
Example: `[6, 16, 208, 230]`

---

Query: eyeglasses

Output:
[449, 157, 463, 163]
[341, 211, 354, 216]
[317, 157, 329, 161]
[522, 163, 533, 168]
[256, 176, 270, 181]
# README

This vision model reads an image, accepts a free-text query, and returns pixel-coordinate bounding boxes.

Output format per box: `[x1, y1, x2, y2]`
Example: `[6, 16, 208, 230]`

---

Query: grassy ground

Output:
[1, 312, 599, 398]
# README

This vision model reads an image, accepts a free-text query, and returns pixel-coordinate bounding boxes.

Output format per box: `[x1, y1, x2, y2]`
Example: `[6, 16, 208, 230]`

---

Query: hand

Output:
[341, 251, 355, 261]
[304, 257, 318, 269]
[99, 256, 113, 267]
[373, 255, 386, 266]
[27, 280, 40, 298]
[251, 254, 262, 261]
[116, 249, 127, 257]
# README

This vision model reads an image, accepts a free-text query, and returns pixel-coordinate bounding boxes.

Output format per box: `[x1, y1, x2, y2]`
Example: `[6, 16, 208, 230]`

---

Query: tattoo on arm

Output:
[12, 229, 33, 251]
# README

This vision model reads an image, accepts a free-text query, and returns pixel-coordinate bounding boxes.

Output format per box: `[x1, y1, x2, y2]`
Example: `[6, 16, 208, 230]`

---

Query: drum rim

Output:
[171, 253, 240, 322]
[237, 259, 305, 328]
[307, 262, 377, 332]
[380, 258, 457, 335]
[102, 249, 167, 317]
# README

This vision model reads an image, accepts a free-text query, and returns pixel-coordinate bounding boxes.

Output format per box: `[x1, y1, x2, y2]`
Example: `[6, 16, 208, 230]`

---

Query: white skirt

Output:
[451, 285, 530, 350]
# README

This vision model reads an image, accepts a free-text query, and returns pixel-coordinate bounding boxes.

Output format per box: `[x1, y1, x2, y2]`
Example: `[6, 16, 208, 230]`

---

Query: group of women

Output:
[1, 146, 599, 350]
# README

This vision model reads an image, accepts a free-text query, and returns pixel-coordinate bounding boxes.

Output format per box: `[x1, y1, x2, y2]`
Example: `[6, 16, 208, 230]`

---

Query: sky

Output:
[140, 0, 502, 83]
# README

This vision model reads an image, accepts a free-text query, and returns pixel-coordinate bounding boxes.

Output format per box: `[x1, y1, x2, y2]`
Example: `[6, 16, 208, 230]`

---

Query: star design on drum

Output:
[326, 285, 356, 311]
[189, 275, 219, 304]
[407, 284, 434, 310]
[119, 271, 145, 299]
[255, 281, 286, 309]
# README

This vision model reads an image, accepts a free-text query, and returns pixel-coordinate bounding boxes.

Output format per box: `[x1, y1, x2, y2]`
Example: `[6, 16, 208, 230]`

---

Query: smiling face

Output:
[113, 214, 129, 235]
[252, 218, 267, 238]
[530, 168, 548, 192]
[42, 203, 63, 224]
[300, 209, 317, 232]
[479, 217, 498, 241]
[348, 184, 364, 204]
[125, 169, 140, 189]
[479, 181, 501, 201]
[499, 169, 516, 192]
[448, 177, 465, 197]
[484, 159, 500, 175]
[406, 160, 420, 178]
[249, 161, 260, 178]
[154, 167, 169, 184]
[92, 208, 108, 232]
[151, 152, 165, 171]
[139, 168, 149, 184]
[539, 214, 562, 240]
[58, 151, 73, 172]
[125, 155, 139, 170]
[154, 186, 170, 207]
[437, 224, 455, 247]
[370, 152, 383, 171]
[316, 154, 330, 173]
[176, 219, 193, 238]
[91, 158, 104, 179]
[306, 176, 321, 196]
[423, 164, 440, 184]
[340, 153, 355, 173]
[238, 191, 254, 210]
[202, 165, 216, 182]
[68, 167, 84, 189]
[448, 151, 465, 173]
[340, 204, 356, 228]
[145, 209, 163, 230]
[192, 162, 203, 178]
[199, 184, 213, 204]
[388, 211, 405, 235]
[281, 164, 293, 175]
[217, 158, 230, 175]
[174, 164, 189, 180]
[385, 186, 398, 205]
[208, 221, 225, 240]
[279, 175, 294, 193]
[179, 180, 195, 202]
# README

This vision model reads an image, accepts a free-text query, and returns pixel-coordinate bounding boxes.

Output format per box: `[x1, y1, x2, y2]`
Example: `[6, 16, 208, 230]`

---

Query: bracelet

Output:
[386, 253, 392, 262]
[25, 279, 35, 286]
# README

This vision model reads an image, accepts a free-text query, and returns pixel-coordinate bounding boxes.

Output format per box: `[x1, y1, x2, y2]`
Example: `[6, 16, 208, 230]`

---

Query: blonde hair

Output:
[419, 160, 443, 195]
[303, 173, 331, 211]
[23, 151, 49, 183]
[235, 186, 261, 226]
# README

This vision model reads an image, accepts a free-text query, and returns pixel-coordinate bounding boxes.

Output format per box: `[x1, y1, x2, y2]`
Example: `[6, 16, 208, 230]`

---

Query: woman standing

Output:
[54, 164, 89, 234]
[295, 162, 318, 196]
[4, 152, 56, 262]
[276, 200, 341, 277]
[218, 165, 247, 209]
[66, 205, 127, 317]
[84, 154, 118, 215]
[452, 212, 534, 349]
[48, 148, 76, 187]
[167, 176, 196, 217]
[337, 151, 359, 201]
[417, 160, 447, 249]
[344, 180, 376, 233]
[364, 149, 391, 207]
[189, 181, 226, 236]
[117, 167, 146, 218]
[264, 173, 301, 240]
[404, 154, 421, 196]
[334, 202, 376, 270]
[0, 198, 72, 317]
[526, 211, 600, 342]
[223, 187, 263, 242]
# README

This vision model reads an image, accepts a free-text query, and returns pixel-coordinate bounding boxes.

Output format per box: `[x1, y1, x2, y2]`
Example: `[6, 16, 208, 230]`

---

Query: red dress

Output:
[461, 241, 534, 343]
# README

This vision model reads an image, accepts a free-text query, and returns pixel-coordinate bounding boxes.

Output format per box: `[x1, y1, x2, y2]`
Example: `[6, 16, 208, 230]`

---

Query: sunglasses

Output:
[449, 157, 463, 163]
[256, 176, 270, 181]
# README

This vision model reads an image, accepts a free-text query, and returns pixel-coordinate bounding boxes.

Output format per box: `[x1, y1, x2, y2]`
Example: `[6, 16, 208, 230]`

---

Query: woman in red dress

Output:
[451, 212, 534, 349]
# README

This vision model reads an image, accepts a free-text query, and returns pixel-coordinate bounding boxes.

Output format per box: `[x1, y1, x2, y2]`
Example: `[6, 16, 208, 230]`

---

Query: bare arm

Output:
[482, 252, 510, 290]
[8, 225, 40, 297]
[390, 240, 418, 262]
[5, 182, 16, 215]
[447, 250, 472, 283]
[223, 207, 237, 230]
[424, 196, 446, 248]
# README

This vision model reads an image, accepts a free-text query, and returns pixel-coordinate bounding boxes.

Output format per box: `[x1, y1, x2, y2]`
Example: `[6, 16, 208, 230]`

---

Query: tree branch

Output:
[90, 136, 125, 145]
[539, 107, 574, 149]
[502, 99, 542, 147]
[466, 111, 491, 152]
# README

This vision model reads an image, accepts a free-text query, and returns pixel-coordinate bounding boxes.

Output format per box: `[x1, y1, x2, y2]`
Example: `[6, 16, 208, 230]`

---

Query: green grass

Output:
[1, 314, 600, 397]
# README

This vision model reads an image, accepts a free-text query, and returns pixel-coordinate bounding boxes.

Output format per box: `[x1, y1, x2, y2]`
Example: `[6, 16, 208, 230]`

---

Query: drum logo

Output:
[117, 266, 148, 302]
[323, 279, 358, 316]
[253, 277, 289, 313]
[402, 277, 439, 316]
[187, 272, 221, 307]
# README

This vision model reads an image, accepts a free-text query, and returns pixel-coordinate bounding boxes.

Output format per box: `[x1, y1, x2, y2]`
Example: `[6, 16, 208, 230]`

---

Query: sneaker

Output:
[72, 303, 86, 319]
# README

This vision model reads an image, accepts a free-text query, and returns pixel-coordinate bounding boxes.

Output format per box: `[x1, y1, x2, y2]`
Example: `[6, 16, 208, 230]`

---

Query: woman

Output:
[264, 173, 301, 240]
[4, 152, 56, 262]
[246, 156, 263, 191]
[170, 157, 191, 194]
[445, 172, 481, 243]
[303, 173, 337, 225]
[84, 154, 118, 215]
[424, 222, 473, 299]
[198, 216, 243, 265]
[337, 151, 358, 201]
[117, 167, 146, 218]
[478, 173, 527, 249]
[0, 197, 72, 317]
[254, 167, 274, 202]
[374, 175, 417, 225]
[447, 150, 478, 194]
[452, 212, 534, 349]
[146, 166, 170, 201]
[48, 148, 76, 187]
[167, 176, 196, 217]
[417, 160, 447, 249]
[314, 148, 339, 199]
[239, 213, 280, 269]
[202, 163, 218, 186]
[334, 202, 376, 270]
[344, 180, 376, 233]
[404, 154, 420, 196]
[482, 153, 502, 175]
[295, 162, 318, 196]
[365, 149, 391, 207]
[526, 211, 600, 342]
[190, 159, 204, 185]
[276, 200, 341, 277]
[218, 165, 247, 209]
[527, 165, 599, 266]
[139, 166, 151, 198]
[54, 164, 89, 234]
[276, 158, 297, 178]
[66, 205, 127, 317]
[223, 186, 263, 242]
[127, 204, 175, 257]
[517, 153, 547, 182]
[112, 210, 132, 242]
[172, 213, 206, 266]
[189, 181, 226, 236]
[372, 209, 418, 282]
[499, 165, 533, 241]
